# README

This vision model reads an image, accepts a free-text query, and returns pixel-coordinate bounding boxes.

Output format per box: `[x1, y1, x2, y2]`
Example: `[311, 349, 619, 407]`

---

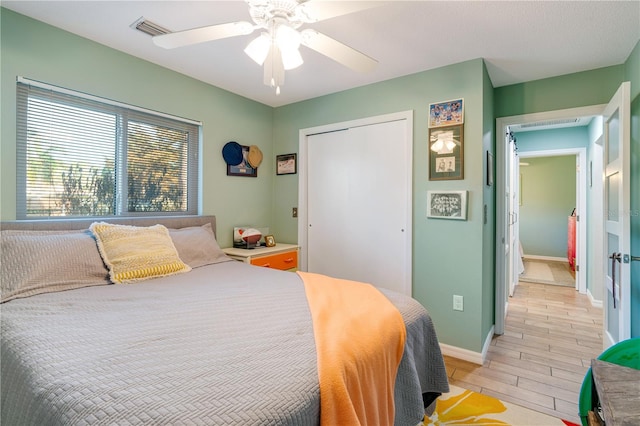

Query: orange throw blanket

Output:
[298, 271, 406, 426]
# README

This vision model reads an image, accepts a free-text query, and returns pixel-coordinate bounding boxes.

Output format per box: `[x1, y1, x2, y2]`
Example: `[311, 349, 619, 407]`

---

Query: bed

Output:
[1, 215, 448, 425]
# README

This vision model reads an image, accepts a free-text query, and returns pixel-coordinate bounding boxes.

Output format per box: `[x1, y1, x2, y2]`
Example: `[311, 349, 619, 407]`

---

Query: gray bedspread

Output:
[1, 261, 448, 425]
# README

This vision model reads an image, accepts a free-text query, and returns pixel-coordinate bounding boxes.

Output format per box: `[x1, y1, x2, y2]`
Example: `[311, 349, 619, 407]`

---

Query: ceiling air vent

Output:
[131, 17, 170, 37]
[519, 118, 579, 129]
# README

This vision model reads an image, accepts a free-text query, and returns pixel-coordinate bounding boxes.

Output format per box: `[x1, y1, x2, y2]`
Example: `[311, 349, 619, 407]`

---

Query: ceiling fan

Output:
[153, 0, 379, 95]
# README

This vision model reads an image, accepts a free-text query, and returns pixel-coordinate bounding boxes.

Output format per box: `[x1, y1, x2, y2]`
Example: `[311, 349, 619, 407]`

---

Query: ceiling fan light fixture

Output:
[275, 23, 303, 70]
[275, 23, 300, 50]
[153, 0, 379, 96]
[281, 46, 303, 70]
[263, 45, 285, 95]
[245, 33, 270, 65]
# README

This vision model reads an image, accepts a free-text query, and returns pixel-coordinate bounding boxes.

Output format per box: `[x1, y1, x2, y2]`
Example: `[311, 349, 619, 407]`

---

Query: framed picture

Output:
[227, 145, 257, 177]
[427, 191, 468, 220]
[264, 234, 276, 247]
[486, 151, 494, 186]
[429, 124, 463, 181]
[276, 153, 297, 175]
[428, 98, 464, 128]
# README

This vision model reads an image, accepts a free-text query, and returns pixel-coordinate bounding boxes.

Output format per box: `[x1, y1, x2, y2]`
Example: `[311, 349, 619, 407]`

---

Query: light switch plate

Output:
[453, 295, 464, 311]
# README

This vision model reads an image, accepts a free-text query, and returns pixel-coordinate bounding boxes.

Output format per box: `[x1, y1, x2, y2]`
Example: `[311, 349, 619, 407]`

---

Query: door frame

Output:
[297, 111, 414, 292]
[495, 104, 605, 334]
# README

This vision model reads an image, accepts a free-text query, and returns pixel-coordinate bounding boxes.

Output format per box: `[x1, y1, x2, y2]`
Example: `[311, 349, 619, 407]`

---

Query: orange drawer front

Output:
[250, 250, 298, 270]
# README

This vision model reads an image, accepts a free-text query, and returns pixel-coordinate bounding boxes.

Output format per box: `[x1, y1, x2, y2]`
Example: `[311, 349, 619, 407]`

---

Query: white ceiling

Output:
[3, 1, 639, 107]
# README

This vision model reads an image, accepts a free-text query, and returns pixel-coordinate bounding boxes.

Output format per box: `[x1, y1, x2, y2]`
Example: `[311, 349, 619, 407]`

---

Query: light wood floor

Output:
[444, 281, 603, 424]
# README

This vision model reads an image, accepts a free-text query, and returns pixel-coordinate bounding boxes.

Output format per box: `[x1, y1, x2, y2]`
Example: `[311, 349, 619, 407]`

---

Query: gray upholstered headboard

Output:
[0, 215, 217, 235]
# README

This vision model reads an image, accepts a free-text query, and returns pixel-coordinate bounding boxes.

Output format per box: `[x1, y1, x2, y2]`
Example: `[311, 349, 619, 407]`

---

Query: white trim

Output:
[587, 289, 603, 308]
[522, 254, 568, 262]
[17, 76, 202, 126]
[298, 111, 413, 296]
[439, 326, 495, 366]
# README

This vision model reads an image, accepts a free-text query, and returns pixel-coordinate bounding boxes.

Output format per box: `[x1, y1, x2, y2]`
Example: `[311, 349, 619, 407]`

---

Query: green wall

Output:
[0, 9, 274, 248]
[273, 59, 494, 353]
[494, 66, 624, 118]
[518, 156, 577, 258]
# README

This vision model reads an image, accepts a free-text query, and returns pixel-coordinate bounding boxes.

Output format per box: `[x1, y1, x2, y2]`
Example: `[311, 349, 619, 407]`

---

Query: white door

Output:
[495, 128, 515, 334]
[603, 81, 631, 349]
[508, 133, 521, 297]
[305, 119, 411, 295]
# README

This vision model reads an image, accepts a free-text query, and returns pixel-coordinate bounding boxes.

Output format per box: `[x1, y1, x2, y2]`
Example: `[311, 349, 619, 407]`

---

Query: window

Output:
[16, 78, 200, 218]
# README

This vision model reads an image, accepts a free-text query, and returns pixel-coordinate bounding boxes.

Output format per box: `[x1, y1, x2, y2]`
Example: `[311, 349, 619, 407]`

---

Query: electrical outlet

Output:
[292, 207, 298, 218]
[453, 295, 464, 311]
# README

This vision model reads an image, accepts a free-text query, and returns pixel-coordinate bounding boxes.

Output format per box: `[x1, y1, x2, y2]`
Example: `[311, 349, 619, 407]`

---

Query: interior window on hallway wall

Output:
[518, 156, 576, 258]
[16, 78, 201, 219]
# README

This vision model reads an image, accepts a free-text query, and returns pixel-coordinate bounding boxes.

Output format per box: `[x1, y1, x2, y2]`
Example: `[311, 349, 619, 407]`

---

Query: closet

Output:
[300, 113, 412, 296]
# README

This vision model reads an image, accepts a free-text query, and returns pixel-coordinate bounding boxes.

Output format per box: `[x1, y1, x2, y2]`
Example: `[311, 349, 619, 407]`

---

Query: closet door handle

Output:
[609, 252, 621, 309]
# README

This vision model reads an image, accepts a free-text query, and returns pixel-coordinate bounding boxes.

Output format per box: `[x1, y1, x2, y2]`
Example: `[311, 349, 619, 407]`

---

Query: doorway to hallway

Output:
[495, 104, 605, 336]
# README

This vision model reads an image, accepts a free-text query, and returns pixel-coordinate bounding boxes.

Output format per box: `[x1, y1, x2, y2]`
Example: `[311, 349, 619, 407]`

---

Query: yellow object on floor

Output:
[424, 385, 576, 425]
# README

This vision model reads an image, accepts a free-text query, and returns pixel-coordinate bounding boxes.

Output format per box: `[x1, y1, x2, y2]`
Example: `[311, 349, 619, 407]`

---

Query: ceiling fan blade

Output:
[298, 1, 383, 23]
[153, 21, 254, 49]
[301, 29, 377, 73]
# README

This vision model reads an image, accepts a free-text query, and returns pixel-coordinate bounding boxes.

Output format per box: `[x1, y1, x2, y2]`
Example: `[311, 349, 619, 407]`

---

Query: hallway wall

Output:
[518, 155, 576, 258]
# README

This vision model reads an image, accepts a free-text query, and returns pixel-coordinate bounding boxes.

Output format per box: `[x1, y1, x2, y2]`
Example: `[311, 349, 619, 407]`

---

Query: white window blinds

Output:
[16, 78, 201, 218]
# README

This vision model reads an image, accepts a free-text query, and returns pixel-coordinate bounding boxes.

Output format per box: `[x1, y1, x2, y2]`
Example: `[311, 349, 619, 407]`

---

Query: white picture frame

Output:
[427, 190, 468, 220]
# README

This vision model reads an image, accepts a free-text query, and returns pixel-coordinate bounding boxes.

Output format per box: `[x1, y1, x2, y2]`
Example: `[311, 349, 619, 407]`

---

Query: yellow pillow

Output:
[90, 222, 191, 284]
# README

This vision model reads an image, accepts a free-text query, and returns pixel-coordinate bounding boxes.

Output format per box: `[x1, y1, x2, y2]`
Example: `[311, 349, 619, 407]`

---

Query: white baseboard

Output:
[522, 254, 568, 263]
[587, 289, 603, 308]
[440, 326, 494, 366]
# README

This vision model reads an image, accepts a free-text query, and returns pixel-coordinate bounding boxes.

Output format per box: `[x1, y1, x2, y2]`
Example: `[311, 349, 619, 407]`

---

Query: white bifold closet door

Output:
[306, 119, 410, 295]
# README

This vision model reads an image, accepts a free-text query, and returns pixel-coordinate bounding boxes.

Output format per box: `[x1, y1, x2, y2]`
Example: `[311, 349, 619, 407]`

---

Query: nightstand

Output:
[223, 244, 299, 271]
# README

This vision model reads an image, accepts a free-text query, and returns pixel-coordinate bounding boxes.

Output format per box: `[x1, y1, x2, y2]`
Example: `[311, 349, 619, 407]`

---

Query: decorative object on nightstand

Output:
[264, 235, 276, 247]
[223, 244, 299, 271]
[233, 227, 262, 249]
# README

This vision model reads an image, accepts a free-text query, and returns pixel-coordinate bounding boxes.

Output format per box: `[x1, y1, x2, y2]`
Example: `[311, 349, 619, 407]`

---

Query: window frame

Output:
[16, 77, 202, 219]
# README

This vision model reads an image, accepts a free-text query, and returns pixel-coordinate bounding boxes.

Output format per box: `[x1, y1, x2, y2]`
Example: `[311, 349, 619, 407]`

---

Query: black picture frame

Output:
[427, 190, 468, 220]
[486, 151, 494, 186]
[227, 145, 257, 177]
[276, 153, 297, 175]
